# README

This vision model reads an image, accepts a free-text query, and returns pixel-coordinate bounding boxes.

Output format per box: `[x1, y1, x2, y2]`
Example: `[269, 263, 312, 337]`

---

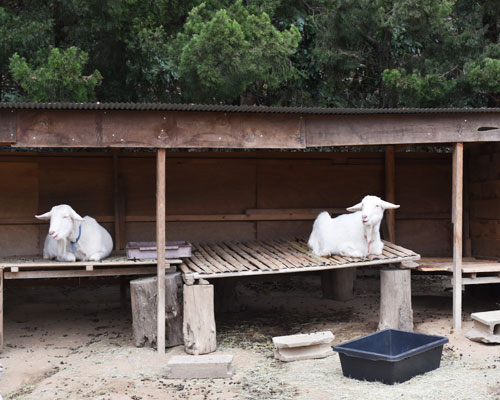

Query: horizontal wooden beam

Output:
[0, 109, 16, 144]
[306, 113, 500, 146]
[0, 211, 452, 225]
[14, 110, 304, 149]
[10, 109, 500, 149]
[4, 266, 176, 280]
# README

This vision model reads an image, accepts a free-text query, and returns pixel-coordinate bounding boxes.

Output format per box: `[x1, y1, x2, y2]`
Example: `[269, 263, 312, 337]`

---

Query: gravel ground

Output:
[1, 270, 500, 400]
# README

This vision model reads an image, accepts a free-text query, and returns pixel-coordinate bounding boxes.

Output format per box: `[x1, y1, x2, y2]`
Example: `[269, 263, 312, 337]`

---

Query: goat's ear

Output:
[70, 209, 85, 221]
[381, 200, 400, 210]
[346, 202, 362, 212]
[35, 211, 52, 220]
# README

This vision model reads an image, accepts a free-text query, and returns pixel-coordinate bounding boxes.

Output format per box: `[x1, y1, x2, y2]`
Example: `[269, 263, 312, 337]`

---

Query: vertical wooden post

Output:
[0, 268, 3, 352]
[385, 145, 396, 243]
[156, 148, 166, 353]
[452, 143, 464, 329]
[112, 149, 125, 250]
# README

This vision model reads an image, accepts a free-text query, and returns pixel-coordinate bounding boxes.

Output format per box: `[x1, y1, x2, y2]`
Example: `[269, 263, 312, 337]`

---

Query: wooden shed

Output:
[1, 103, 500, 352]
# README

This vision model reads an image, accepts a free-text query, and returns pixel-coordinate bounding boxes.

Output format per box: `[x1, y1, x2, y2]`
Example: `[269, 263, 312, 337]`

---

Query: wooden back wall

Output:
[0, 150, 452, 258]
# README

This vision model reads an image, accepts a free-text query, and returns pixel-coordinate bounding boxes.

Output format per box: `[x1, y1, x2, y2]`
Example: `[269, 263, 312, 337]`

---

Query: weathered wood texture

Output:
[180, 239, 419, 280]
[0, 109, 16, 144]
[452, 143, 464, 329]
[130, 273, 183, 348]
[156, 148, 167, 354]
[11, 109, 500, 148]
[183, 284, 216, 355]
[0, 269, 3, 351]
[321, 268, 357, 301]
[15, 110, 304, 148]
[0, 151, 452, 257]
[306, 113, 500, 146]
[378, 268, 413, 331]
[385, 146, 396, 242]
[468, 143, 500, 259]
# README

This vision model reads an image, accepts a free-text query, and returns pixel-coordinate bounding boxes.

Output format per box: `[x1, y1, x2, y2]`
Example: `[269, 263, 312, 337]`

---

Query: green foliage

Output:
[2, 0, 500, 107]
[9, 47, 102, 102]
[170, 1, 301, 103]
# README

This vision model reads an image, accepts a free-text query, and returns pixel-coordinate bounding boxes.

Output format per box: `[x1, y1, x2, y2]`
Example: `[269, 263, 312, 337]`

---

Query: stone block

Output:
[166, 354, 234, 379]
[466, 310, 500, 344]
[272, 331, 335, 362]
[273, 331, 334, 348]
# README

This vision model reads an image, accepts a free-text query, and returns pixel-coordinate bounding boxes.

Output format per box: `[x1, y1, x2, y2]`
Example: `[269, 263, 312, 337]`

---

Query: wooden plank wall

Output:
[0, 150, 452, 258]
[469, 143, 500, 258]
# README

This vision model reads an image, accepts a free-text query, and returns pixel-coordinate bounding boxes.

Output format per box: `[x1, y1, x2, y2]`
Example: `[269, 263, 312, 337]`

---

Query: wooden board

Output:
[0, 162, 38, 217]
[38, 156, 113, 216]
[0, 109, 16, 144]
[305, 113, 500, 146]
[15, 110, 305, 149]
[181, 239, 420, 280]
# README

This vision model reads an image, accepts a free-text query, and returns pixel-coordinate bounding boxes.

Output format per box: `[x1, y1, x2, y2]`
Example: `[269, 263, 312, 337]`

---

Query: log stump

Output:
[130, 272, 183, 348]
[378, 267, 413, 331]
[183, 284, 217, 355]
[321, 268, 356, 301]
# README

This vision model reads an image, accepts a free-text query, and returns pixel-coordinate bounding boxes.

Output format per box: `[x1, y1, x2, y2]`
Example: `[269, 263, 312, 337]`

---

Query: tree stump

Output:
[378, 267, 413, 331]
[130, 272, 183, 348]
[321, 268, 356, 301]
[183, 284, 217, 355]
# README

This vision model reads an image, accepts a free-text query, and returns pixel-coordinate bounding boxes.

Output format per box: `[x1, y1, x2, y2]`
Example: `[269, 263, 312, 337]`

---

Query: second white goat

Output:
[35, 204, 113, 262]
[308, 195, 399, 258]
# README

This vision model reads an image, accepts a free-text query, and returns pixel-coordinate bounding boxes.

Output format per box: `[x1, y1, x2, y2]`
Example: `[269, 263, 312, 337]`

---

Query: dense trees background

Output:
[1, 0, 500, 107]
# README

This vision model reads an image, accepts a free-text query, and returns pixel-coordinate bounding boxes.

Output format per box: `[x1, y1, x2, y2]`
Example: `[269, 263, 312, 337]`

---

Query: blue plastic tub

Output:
[333, 329, 448, 385]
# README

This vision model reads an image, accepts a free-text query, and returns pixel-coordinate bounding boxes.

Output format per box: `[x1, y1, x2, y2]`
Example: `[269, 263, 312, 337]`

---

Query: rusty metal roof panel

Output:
[2, 102, 500, 114]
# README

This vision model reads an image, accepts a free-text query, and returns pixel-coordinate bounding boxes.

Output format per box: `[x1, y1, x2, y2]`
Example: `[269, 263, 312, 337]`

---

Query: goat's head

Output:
[35, 204, 84, 241]
[346, 195, 399, 226]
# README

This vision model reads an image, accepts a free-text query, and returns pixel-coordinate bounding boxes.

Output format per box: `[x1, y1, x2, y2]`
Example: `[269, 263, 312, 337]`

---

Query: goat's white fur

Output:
[35, 204, 113, 262]
[308, 195, 399, 258]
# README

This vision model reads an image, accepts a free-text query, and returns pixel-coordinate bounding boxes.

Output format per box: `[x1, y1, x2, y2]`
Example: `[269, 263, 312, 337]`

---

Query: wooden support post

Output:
[156, 148, 166, 354]
[378, 266, 413, 331]
[183, 284, 216, 355]
[452, 143, 464, 329]
[321, 269, 356, 301]
[112, 149, 125, 250]
[385, 145, 396, 243]
[0, 268, 3, 352]
[130, 273, 183, 348]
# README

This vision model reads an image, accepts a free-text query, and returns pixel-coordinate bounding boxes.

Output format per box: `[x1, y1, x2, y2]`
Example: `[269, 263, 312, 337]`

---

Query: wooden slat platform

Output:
[0, 253, 182, 280]
[180, 239, 420, 280]
[402, 257, 500, 285]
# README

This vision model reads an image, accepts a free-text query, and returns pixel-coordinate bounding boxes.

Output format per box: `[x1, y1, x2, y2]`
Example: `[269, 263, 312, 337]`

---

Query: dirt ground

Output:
[1, 269, 500, 400]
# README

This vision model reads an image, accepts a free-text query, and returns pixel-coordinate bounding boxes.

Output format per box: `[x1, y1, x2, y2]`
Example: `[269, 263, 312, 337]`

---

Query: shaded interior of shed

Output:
[2, 145, 487, 260]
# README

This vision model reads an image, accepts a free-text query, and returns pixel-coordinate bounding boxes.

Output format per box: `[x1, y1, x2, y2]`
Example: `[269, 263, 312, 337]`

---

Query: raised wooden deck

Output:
[406, 257, 500, 285]
[179, 239, 420, 280]
[0, 253, 182, 279]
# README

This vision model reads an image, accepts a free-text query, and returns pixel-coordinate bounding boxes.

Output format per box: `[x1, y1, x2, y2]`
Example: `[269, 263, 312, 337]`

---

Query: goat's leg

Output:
[339, 242, 365, 258]
[88, 251, 108, 261]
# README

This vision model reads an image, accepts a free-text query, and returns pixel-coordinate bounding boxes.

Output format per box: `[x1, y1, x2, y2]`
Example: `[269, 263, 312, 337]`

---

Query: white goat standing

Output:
[308, 195, 400, 258]
[35, 204, 113, 262]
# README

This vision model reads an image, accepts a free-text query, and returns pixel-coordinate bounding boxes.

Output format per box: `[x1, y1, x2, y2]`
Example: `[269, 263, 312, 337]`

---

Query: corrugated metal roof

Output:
[2, 102, 500, 115]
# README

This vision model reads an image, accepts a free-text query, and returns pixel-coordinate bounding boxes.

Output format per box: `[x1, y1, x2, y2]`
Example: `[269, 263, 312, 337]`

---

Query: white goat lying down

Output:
[35, 204, 113, 262]
[308, 195, 399, 258]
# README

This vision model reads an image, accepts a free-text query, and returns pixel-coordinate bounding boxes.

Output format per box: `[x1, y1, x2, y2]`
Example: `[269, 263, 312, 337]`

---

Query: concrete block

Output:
[274, 344, 334, 362]
[273, 331, 335, 362]
[466, 310, 500, 344]
[273, 331, 334, 348]
[166, 354, 234, 379]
